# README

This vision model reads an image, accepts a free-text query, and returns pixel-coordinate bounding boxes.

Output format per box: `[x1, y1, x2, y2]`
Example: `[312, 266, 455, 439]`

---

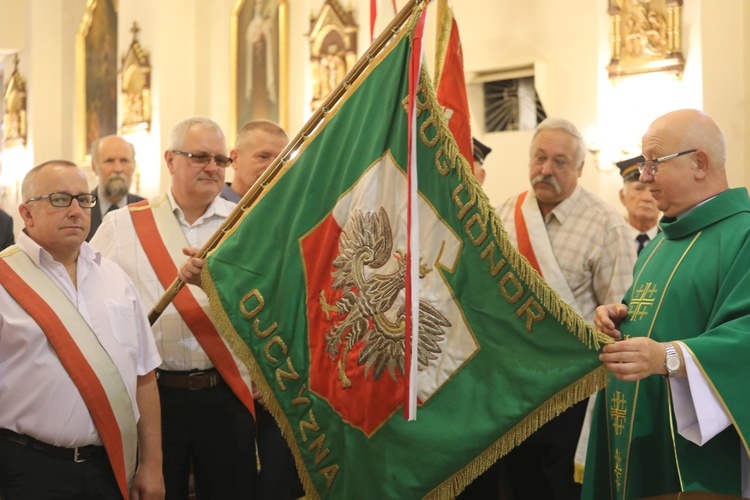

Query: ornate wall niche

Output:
[3, 55, 27, 148]
[120, 22, 151, 134]
[308, 0, 358, 112]
[607, 0, 685, 79]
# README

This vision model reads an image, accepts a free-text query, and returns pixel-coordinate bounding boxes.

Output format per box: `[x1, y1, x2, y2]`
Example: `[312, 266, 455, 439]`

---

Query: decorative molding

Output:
[120, 21, 151, 134]
[308, 0, 357, 112]
[607, 0, 685, 79]
[3, 54, 27, 148]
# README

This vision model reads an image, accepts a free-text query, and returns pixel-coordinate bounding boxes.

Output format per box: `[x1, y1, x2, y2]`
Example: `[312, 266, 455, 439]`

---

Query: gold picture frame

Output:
[120, 21, 152, 134]
[3, 54, 27, 148]
[606, 0, 685, 79]
[308, 0, 358, 113]
[76, 0, 119, 163]
[230, 0, 289, 144]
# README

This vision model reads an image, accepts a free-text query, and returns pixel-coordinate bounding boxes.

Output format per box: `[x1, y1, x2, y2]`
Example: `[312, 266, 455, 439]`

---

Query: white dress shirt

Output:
[0, 231, 161, 447]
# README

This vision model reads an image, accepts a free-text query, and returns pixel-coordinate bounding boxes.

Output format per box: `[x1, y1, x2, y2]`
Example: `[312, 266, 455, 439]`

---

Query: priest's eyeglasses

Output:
[25, 192, 98, 208]
[172, 150, 233, 168]
[636, 149, 697, 176]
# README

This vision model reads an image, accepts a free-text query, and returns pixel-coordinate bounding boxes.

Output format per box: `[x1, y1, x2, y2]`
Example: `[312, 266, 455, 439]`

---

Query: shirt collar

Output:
[17, 229, 101, 268]
[166, 190, 233, 225]
[543, 184, 582, 225]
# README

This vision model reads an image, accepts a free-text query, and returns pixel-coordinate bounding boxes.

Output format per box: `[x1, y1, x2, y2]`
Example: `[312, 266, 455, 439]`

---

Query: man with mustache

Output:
[91, 117, 257, 499]
[495, 117, 635, 499]
[87, 135, 145, 241]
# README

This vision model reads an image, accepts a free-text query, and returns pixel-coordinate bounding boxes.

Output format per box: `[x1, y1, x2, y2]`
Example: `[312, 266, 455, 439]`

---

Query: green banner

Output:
[203, 8, 608, 499]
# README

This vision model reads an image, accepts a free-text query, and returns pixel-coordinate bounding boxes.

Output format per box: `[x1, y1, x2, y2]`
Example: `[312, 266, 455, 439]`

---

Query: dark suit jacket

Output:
[0, 209, 14, 250]
[87, 187, 145, 241]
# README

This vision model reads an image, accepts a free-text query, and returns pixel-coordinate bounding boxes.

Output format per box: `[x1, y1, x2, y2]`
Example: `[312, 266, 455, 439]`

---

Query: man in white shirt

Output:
[0, 160, 163, 499]
[92, 117, 257, 499]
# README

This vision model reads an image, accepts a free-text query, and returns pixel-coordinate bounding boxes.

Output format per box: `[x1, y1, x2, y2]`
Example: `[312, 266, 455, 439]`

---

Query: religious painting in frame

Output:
[606, 0, 685, 79]
[231, 0, 289, 143]
[76, 0, 119, 162]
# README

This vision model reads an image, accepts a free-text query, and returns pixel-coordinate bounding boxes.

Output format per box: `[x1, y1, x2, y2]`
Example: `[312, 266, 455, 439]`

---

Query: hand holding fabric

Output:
[593, 303, 628, 340]
[178, 247, 204, 287]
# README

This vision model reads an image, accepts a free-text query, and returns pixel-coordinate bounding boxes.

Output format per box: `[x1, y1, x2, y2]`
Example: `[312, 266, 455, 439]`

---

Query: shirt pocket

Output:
[103, 297, 139, 350]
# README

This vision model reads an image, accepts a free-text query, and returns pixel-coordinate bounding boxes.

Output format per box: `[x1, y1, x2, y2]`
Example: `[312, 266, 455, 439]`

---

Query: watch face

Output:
[666, 356, 681, 372]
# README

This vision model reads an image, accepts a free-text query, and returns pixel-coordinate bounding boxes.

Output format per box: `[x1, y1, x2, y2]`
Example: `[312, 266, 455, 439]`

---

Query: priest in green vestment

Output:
[583, 109, 750, 499]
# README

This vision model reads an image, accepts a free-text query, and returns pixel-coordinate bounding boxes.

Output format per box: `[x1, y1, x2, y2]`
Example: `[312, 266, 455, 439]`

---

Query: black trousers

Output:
[0, 438, 121, 500]
[500, 399, 588, 500]
[159, 382, 257, 500]
[256, 405, 305, 500]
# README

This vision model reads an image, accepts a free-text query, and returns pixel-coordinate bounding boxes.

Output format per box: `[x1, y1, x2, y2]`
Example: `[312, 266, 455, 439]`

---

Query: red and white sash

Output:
[0, 247, 136, 499]
[512, 191, 595, 482]
[513, 191, 581, 316]
[129, 196, 256, 420]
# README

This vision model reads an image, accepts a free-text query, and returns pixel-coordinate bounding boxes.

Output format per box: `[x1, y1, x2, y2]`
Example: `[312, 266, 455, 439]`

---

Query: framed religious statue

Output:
[76, 0, 118, 162]
[606, 0, 685, 78]
[231, 0, 289, 142]
[3, 54, 27, 148]
[308, 0, 357, 112]
[120, 22, 152, 134]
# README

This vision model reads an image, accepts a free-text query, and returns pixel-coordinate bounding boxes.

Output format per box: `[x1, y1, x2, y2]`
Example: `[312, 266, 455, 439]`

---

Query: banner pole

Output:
[149, 0, 431, 325]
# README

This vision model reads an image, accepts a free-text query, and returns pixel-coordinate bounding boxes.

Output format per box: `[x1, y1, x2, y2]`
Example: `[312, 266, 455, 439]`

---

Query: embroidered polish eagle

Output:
[319, 207, 450, 389]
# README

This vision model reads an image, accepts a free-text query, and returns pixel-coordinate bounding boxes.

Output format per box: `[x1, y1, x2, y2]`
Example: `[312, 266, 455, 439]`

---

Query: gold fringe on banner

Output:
[202, 1, 612, 498]
[413, 59, 612, 500]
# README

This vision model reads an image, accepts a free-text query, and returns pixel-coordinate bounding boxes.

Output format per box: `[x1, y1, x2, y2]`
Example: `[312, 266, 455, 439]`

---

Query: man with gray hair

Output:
[91, 117, 257, 498]
[492, 117, 635, 499]
[87, 135, 145, 241]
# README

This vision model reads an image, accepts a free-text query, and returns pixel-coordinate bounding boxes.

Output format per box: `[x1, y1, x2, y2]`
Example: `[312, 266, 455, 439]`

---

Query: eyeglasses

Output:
[636, 149, 697, 176]
[25, 192, 98, 208]
[172, 150, 233, 168]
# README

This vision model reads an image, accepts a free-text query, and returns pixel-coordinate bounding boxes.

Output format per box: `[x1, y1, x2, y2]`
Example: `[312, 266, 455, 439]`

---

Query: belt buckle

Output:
[188, 371, 204, 390]
[73, 447, 84, 463]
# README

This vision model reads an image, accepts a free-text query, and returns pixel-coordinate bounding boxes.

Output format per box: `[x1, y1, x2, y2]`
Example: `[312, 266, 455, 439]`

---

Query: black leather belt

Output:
[156, 368, 224, 390]
[0, 429, 105, 462]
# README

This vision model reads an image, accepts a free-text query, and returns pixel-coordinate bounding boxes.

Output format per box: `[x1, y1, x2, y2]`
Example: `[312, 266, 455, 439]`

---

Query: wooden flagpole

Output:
[149, 0, 431, 325]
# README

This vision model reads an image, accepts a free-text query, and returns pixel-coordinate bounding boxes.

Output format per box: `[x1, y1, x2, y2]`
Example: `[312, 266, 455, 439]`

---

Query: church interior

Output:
[0, 0, 748, 236]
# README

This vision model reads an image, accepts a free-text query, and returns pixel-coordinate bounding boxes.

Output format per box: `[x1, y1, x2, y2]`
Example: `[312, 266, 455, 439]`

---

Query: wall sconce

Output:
[587, 144, 618, 173]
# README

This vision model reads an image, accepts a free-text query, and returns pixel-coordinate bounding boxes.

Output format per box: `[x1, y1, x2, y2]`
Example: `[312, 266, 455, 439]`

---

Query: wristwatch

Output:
[663, 342, 681, 378]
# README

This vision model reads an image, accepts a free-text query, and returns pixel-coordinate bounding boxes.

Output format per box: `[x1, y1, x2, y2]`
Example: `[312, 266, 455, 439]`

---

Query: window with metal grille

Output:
[483, 77, 546, 132]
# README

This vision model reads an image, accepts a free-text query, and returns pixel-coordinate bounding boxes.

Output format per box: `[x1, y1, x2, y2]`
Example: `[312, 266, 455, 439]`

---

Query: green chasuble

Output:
[583, 188, 750, 499]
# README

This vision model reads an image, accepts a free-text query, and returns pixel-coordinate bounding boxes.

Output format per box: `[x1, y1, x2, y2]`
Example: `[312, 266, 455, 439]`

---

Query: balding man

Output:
[0, 160, 163, 499]
[221, 119, 289, 203]
[585, 109, 750, 498]
[88, 135, 145, 240]
[220, 119, 303, 500]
